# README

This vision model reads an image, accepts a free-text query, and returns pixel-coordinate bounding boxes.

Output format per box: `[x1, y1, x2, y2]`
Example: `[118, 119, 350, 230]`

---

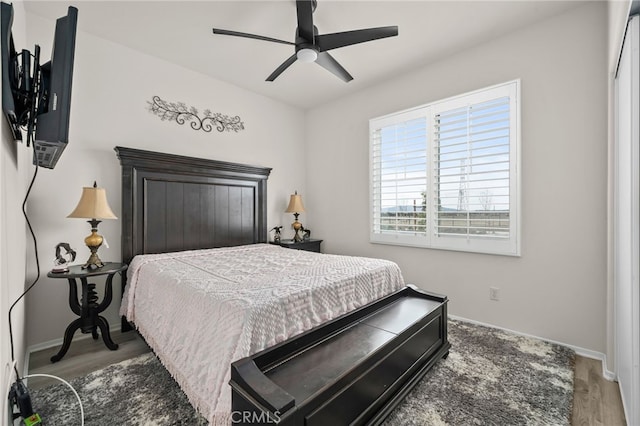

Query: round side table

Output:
[47, 262, 127, 363]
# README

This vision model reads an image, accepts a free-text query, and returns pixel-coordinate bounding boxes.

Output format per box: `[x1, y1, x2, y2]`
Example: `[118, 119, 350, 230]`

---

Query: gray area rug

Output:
[30, 319, 575, 425]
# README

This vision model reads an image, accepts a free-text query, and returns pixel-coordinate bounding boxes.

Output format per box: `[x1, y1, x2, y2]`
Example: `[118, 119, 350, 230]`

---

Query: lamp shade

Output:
[285, 192, 305, 213]
[67, 182, 117, 220]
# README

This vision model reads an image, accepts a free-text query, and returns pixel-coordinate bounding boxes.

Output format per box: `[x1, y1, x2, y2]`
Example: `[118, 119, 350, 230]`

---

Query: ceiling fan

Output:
[212, 0, 398, 82]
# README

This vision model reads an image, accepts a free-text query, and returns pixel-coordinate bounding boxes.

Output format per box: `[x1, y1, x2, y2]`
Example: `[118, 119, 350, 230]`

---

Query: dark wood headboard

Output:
[115, 146, 272, 265]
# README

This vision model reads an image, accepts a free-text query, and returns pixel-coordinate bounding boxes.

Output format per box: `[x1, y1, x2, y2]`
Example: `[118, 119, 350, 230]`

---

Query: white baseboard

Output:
[449, 315, 617, 381]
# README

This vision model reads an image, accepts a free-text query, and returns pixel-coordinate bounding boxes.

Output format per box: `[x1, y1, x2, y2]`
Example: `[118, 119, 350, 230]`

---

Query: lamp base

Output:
[292, 219, 303, 243]
[82, 223, 105, 269]
[81, 251, 104, 270]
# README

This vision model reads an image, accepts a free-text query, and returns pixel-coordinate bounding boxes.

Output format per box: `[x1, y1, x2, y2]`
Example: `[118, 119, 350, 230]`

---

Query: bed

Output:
[114, 147, 419, 424]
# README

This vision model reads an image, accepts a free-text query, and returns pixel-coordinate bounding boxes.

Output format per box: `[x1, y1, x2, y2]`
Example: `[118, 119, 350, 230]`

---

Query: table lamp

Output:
[285, 191, 305, 242]
[67, 181, 117, 269]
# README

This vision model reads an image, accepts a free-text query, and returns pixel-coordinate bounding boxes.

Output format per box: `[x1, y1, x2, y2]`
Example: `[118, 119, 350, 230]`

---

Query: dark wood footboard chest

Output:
[229, 285, 450, 425]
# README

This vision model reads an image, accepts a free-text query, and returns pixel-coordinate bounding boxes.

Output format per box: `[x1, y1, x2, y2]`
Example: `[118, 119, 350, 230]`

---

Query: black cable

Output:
[8, 146, 40, 379]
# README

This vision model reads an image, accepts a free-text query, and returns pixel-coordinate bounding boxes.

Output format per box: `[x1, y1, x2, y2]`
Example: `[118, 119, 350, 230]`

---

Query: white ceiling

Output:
[23, 0, 584, 110]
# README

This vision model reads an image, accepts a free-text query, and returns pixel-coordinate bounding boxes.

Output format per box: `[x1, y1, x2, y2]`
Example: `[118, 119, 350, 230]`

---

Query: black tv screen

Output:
[33, 6, 78, 169]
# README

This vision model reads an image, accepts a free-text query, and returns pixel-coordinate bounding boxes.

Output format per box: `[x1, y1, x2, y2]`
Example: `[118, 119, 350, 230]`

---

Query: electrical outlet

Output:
[489, 287, 500, 301]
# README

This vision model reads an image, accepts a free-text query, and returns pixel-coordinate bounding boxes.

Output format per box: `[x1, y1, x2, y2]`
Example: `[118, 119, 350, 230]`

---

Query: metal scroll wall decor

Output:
[147, 96, 245, 133]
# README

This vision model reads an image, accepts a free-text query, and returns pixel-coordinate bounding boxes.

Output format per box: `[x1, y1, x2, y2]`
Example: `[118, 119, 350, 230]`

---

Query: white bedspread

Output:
[120, 244, 405, 424]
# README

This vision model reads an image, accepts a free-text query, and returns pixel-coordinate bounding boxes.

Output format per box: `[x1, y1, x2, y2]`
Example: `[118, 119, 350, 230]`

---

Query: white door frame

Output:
[614, 14, 640, 426]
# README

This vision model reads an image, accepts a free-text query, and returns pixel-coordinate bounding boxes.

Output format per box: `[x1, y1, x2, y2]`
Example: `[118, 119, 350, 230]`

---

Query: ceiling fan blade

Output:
[212, 28, 295, 46]
[315, 52, 353, 82]
[315, 26, 398, 52]
[266, 54, 298, 81]
[296, 0, 315, 42]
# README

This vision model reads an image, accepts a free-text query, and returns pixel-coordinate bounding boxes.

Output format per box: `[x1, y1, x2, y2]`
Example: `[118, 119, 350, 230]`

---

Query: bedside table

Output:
[47, 262, 127, 363]
[271, 239, 323, 253]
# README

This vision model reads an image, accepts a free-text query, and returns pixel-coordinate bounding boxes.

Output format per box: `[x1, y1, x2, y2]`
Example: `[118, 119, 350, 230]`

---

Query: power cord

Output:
[7, 153, 39, 378]
[23, 374, 84, 426]
[3, 361, 17, 425]
[6, 148, 41, 425]
[6, 146, 85, 425]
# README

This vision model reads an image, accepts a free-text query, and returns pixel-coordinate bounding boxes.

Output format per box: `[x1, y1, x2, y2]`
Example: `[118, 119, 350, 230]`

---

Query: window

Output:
[370, 80, 520, 256]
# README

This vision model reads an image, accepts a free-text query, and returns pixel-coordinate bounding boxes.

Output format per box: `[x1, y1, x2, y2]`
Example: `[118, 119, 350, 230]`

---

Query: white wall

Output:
[305, 2, 608, 352]
[1, 0, 30, 415]
[23, 11, 307, 347]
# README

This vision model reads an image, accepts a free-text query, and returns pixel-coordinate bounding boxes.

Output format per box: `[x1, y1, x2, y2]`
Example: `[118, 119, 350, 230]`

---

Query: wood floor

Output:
[27, 330, 151, 390]
[572, 356, 627, 426]
[27, 333, 627, 425]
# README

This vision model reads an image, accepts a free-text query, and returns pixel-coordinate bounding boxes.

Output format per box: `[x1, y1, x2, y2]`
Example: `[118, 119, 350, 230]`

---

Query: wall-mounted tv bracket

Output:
[12, 45, 41, 146]
[1, 2, 42, 146]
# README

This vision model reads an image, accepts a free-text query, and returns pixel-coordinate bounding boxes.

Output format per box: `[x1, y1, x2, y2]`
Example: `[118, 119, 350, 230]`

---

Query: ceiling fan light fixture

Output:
[297, 48, 318, 63]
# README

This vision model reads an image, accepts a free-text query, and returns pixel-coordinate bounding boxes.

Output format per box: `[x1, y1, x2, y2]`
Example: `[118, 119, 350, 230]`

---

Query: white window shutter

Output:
[370, 80, 520, 256]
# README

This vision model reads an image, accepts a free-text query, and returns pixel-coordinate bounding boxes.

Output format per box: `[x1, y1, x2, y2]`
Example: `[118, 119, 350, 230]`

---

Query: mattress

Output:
[120, 243, 405, 424]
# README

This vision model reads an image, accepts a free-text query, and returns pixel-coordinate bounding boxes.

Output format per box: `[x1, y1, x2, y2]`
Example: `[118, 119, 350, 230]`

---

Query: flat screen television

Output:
[1, 3, 78, 169]
[33, 6, 78, 169]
